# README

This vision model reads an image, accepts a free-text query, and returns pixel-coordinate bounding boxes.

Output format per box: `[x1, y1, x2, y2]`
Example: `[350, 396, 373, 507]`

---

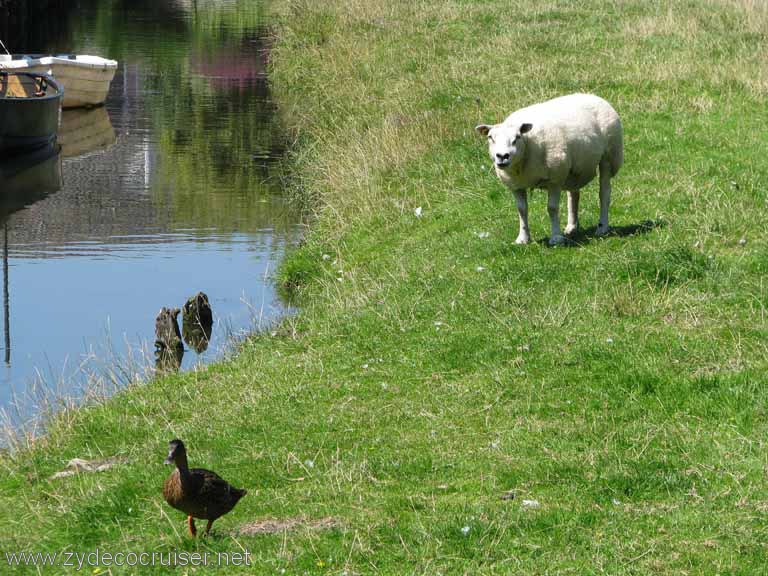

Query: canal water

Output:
[0, 0, 300, 435]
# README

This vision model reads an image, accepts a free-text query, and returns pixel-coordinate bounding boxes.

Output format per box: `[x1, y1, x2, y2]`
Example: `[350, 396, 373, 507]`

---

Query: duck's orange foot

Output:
[188, 515, 197, 537]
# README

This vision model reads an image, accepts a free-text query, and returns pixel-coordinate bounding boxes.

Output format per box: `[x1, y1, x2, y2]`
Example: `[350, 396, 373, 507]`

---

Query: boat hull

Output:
[0, 55, 117, 109]
[0, 72, 63, 155]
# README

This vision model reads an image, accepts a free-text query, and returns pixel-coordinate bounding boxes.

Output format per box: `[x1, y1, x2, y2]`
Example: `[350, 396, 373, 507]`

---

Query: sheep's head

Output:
[475, 122, 533, 169]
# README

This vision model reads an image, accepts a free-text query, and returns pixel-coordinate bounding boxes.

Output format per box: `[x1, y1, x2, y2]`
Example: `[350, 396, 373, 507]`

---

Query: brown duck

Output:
[162, 439, 247, 537]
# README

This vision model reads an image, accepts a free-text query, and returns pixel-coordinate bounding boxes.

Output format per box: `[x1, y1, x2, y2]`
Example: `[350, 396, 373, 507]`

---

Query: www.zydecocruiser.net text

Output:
[5, 549, 252, 570]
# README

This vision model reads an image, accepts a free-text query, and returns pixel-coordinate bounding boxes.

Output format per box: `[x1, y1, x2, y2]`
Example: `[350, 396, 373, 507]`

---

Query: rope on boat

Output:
[36, 75, 48, 97]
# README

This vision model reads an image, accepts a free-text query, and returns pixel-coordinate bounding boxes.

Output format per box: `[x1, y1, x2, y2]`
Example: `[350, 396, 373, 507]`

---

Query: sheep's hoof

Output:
[548, 234, 567, 246]
[596, 225, 610, 237]
[514, 235, 531, 245]
[564, 224, 579, 236]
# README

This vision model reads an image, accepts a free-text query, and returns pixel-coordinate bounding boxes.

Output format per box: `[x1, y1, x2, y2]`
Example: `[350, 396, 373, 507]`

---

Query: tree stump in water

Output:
[155, 307, 183, 350]
[182, 292, 213, 354]
[155, 345, 184, 373]
[155, 307, 184, 373]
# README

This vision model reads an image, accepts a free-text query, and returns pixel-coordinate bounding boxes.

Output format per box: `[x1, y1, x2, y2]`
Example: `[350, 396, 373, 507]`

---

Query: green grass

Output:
[2, 0, 768, 573]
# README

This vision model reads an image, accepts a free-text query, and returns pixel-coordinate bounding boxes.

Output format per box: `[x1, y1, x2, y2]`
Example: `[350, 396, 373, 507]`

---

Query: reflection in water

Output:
[3, 225, 9, 366]
[0, 0, 300, 435]
[59, 107, 116, 159]
[0, 143, 62, 204]
[0, 1, 82, 56]
[0, 143, 63, 374]
[182, 324, 212, 355]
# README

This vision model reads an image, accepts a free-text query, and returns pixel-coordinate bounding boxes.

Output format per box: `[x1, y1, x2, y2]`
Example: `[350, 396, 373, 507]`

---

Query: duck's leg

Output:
[188, 515, 197, 537]
[204, 519, 214, 536]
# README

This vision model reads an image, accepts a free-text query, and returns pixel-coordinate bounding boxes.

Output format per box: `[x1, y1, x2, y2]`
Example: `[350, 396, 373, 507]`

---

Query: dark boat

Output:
[0, 71, 63, 155]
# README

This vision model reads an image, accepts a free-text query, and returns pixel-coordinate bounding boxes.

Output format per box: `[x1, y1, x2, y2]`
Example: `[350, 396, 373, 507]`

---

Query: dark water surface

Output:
[0, 0, 300, 432]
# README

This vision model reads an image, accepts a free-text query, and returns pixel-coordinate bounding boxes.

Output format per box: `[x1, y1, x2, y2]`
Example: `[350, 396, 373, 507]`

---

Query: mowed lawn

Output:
[2, 0, 768, 574]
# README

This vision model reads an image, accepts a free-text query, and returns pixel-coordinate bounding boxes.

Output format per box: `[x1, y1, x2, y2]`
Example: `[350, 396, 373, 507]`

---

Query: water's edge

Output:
[0, 0, 304, 448]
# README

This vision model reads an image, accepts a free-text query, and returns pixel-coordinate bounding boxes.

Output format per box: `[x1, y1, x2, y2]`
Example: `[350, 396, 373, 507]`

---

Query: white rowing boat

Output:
[0, 54, 117, 109]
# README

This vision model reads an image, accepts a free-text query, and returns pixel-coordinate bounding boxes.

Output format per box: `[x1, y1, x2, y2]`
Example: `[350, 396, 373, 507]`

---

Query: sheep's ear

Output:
[475, 124, 492, 137]
[519, 123, 533, 135]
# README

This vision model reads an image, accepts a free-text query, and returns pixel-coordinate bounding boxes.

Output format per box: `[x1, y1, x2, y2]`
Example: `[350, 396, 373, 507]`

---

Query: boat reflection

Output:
[0, 143, 62, 215]
[0, 143, 63, 365]
[59, 107, 116, 159]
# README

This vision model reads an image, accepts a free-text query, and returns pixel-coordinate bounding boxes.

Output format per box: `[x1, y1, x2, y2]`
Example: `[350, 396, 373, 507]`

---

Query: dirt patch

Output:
[239, 516, 342, 535]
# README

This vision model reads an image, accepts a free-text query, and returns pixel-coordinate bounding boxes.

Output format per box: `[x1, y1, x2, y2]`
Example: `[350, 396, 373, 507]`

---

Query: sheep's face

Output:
[475, 122, 533, 169]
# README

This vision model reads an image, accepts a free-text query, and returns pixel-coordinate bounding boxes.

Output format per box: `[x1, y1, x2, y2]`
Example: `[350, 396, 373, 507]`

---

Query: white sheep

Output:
[476, 93, 623, 245]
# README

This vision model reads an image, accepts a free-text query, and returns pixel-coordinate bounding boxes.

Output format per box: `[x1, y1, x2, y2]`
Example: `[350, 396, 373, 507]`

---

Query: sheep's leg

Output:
[547, 188, 565, 246]
[513, 189, 531, 244]
[597, 159, 611, 236]
[565, 190, 580, 236]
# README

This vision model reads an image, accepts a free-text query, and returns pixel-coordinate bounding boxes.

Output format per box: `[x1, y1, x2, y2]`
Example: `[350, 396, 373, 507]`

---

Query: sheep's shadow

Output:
[537, 219, 666, 248]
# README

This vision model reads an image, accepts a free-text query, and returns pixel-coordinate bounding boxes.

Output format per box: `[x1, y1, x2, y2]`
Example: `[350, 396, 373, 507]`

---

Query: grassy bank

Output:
[2, 0, 768, 573]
